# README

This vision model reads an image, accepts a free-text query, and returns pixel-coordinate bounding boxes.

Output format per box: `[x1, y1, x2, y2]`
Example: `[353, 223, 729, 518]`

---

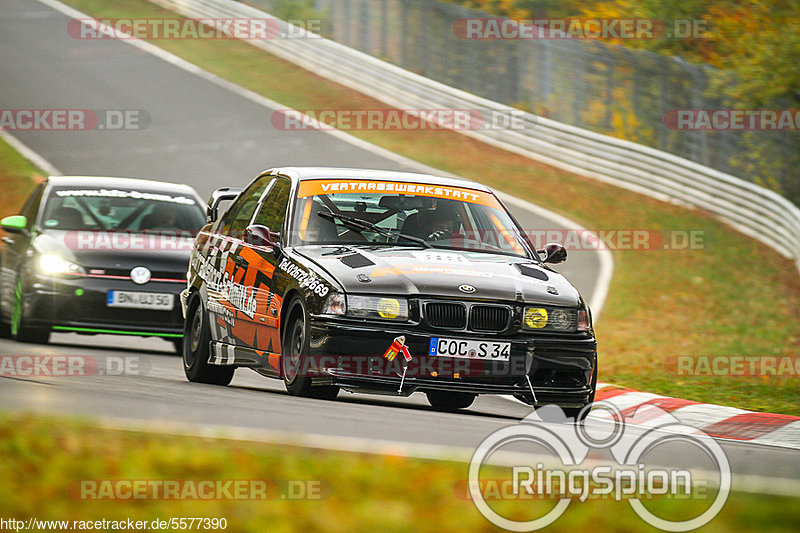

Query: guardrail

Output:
[154, 0, 800, 271]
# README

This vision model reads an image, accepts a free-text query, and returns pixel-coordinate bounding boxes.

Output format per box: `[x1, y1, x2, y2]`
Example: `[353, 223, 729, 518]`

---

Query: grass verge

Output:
[26, 0, 800, 415]
[0, 135, 41, 217]
[1, 414, 799, 533]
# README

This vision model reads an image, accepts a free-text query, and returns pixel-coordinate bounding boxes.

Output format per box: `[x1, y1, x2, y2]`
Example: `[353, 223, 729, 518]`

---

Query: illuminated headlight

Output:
[38, 254, 84, 275]
[523, 306, 579, 331]
[347, 295, 408, 321]
[321, 292, 346, 316]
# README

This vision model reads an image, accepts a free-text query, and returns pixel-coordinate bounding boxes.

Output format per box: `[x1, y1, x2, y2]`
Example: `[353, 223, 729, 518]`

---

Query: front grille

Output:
[470, 305, 510, 332]
[425, 302, 467, 329]
[90, 268, 185, 282]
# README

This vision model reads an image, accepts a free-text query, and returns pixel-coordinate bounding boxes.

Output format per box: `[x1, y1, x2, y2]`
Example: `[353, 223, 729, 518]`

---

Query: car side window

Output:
[220, 177, 271, 239]
[252, 177, 291, 234]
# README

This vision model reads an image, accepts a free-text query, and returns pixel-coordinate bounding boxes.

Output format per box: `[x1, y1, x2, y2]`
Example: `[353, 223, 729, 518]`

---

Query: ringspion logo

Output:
[468, 403, 730, 531]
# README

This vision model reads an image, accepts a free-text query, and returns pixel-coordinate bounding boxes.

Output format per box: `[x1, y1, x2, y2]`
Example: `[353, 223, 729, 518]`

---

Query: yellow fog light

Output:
[377, 298, 400, 319]
[524, 307, 548, 329]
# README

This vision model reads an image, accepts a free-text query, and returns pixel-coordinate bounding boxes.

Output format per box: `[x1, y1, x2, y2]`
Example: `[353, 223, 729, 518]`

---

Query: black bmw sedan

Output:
[182, 167, 597, 415]
[0, 176, 206, 351]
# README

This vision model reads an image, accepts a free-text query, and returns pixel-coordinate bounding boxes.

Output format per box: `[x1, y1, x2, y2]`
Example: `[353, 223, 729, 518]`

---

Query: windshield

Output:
[288, 179, 531, 257]
[40, 187, 206, 234]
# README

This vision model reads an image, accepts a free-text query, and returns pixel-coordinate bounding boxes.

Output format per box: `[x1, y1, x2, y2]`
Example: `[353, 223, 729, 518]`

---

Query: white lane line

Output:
[32, 0, 614, 320]
[0, 130, 62, 176]
[97, 416, 479, 463]
[93, 415, 800, 497]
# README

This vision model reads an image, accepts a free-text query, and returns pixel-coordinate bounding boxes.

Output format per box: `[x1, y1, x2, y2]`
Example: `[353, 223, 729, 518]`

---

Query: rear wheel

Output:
[282, 297, 338, 400]
[183, 295, 234, 385]
[11, 273, 49, 344]
[425, 390, 475, 410]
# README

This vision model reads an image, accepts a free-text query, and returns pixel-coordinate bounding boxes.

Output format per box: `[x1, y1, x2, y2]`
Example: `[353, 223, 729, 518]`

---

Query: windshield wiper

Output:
[317, 211, 431, 248]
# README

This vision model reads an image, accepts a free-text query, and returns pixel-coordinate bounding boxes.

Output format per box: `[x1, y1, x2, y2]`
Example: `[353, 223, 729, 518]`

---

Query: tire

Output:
[171, 337, 183, 356]
[11, 272, 49, 344]
[183, 295, 234, 386]
[282, 297, 338, 400]
[425, 390, 475, 410]
[516, 356, 599, 422]
[564, 366, 598, 422]
[563, 405, 592, 422]
[0, 279, 10, 338]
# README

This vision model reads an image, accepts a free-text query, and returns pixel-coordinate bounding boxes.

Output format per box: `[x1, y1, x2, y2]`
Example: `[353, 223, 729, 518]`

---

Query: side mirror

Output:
[537, 242, 567, 264]
[206, 187, 243, 223]
[1, 215, 27, 234]
[245, 224, 280, 250]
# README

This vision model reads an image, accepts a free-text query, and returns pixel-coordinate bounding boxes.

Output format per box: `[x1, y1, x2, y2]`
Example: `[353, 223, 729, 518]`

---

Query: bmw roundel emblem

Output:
[459, 284, 476, 294]
[130, 266, 151, 285]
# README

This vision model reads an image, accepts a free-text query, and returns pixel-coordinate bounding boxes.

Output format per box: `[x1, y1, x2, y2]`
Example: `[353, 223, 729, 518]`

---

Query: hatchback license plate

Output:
[107, 291, 174, 310]
[428, 337, 510, 361]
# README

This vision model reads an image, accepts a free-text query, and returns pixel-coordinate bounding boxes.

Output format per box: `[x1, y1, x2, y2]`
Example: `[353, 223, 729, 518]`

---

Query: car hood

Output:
[296, 246, 582, 306]
[33, 230, 193, 272]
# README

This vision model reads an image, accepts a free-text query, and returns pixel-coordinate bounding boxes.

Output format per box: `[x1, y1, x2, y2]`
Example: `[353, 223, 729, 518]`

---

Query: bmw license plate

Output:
[428, 337, 510, 361]
[107, 291, 174, 310]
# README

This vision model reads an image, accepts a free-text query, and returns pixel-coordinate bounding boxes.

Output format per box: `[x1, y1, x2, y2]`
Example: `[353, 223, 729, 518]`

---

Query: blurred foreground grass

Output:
[1, 414, 800, 532]
[0, 135, 40, 218]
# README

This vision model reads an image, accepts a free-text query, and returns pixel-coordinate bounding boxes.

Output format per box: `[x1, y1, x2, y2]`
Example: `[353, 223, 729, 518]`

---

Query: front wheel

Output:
[425, 390, 475, 410]
[282, 297, 338, 400]
[183, 295, 234, 385]
[11, 273, 49, 344]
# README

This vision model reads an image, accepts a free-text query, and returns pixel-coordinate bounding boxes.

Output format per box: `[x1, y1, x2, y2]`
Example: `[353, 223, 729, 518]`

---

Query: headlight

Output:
[37, 254, 84, 275]
[523, 306, 581, 332]
[347, 295, 408, 321]
[577, 307, 592, 332]
[321, 292, 346, 316]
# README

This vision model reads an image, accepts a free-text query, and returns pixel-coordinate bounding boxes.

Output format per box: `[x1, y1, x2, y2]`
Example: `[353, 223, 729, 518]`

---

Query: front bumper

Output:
[23, 274, 185, 337]
[306, 316, 597, 406]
